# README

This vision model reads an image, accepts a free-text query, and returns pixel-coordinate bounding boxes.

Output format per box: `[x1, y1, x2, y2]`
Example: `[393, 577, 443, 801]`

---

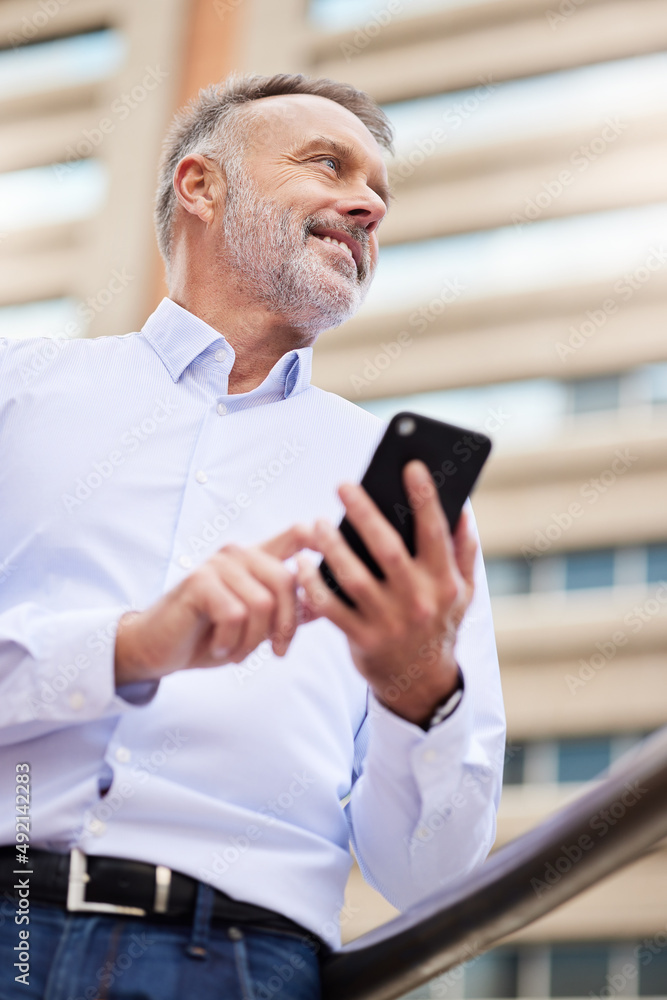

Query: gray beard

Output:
[220, 170, 373, 336]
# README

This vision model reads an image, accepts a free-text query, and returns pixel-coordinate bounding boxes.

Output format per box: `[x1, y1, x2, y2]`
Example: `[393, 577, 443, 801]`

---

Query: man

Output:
[0, 74, 505, 999]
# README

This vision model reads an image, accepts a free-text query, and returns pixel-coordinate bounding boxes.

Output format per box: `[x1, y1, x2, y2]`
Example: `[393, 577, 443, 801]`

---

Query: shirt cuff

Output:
[365, 677, 472, 789]
[3, 604, 158, 728]
[363, 678, 475, 843]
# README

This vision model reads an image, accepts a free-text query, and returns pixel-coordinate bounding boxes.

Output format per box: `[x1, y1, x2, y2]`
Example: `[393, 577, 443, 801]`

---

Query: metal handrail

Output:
[321, 725, 667, 1000]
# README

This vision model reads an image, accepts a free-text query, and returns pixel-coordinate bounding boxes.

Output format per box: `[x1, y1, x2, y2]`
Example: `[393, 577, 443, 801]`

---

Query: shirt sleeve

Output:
[345, 506, 506, 910]
[0, 602, 157, 747]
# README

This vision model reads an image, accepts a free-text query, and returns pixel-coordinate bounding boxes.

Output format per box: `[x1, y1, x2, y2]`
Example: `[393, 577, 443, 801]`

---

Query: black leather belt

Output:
[0, 847, 321, 948]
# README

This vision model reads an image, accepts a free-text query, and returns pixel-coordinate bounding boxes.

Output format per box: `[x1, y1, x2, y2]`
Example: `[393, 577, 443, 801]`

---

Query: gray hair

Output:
[154, 72, 394, 272]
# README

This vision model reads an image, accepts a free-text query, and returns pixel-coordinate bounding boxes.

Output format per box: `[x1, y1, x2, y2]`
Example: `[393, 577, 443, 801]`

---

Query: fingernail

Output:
[213, 646, 230, 659]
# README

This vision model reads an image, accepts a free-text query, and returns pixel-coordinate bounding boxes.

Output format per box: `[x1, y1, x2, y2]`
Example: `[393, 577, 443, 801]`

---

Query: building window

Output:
[485, 542, 667, 598]
[567, 375, 621, 414]
[463, 948, 519, 998]
[0, 28, 126, 101]
[564, 549, 616, 590]
[557, 737, 611, 783]
[550, 944, 610, 996]
[638, 944, 667, 995]
[308, 0, 481, 31]
[646, 361, 667, 405]
[361, 203, 667, 316]
[0, 299, 82, 341]
[503, 734, 646, 787]
[647, 543, 667, 584]
[359, 364, 667, 453]
[485, 543, 667, 597]
[502, 743, 525, 786]
[485, 558, 531, 597]
[0, 160, 107, 236]
[382, 54, 667, 158]
[401, 939, 667, 997]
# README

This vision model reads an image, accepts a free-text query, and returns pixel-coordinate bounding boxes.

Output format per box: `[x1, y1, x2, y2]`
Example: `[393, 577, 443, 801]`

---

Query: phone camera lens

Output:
[397, 417, 416, 436]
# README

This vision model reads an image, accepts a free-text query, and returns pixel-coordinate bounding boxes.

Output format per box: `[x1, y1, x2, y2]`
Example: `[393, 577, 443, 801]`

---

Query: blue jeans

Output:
[0, 888, 323, 1000]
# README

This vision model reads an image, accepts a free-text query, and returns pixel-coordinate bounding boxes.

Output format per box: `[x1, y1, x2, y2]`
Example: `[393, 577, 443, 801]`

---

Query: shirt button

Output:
[115, 747, 131, 764]
[195, 470, 208, 484]
[69, 691, 85, 711]
[423, 749, 438, 764]
[216, 402, 227, 416]
[178, 555, 192, 569]
[417, 826, 430, 841]
[215, 349, 225, 362]
[88, 819, 106, 837]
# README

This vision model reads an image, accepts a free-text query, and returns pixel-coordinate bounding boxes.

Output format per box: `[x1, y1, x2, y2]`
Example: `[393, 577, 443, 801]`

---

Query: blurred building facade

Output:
[2, 0, 667, 996]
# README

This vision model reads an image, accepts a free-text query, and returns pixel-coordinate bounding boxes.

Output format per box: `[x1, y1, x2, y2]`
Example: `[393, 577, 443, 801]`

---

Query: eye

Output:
[317, 156, 339, 172]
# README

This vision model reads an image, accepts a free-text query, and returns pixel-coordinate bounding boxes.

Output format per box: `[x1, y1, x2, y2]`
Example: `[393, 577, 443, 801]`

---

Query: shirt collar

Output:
[142, 298, 224, 382]
[267, 346, 313, 398]
[140, 297, 312, 399]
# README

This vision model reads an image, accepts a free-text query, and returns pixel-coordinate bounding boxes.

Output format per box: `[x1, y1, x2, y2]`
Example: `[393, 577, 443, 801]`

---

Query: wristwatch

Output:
[423, 668, 464, 732]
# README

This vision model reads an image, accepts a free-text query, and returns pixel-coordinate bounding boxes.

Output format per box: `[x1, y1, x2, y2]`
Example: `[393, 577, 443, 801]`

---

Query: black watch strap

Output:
[422, 667, 464, 732]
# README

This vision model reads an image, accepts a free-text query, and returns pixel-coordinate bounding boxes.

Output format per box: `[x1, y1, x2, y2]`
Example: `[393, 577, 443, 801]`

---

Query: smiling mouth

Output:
[310, 233, 357, 270]
[312, 233, 354, 258]
[308, 226, 363, 271]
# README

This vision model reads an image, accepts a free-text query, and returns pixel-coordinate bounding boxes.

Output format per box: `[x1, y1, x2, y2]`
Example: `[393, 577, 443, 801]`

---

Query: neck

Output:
[169, 275, 317, 396]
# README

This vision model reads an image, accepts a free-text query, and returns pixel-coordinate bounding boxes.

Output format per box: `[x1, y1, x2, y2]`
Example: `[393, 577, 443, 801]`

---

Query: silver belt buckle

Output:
[66, 848, 172, 917]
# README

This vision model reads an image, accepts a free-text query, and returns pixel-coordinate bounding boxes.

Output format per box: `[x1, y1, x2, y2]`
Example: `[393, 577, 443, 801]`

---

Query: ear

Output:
[172, 154, 226, 224]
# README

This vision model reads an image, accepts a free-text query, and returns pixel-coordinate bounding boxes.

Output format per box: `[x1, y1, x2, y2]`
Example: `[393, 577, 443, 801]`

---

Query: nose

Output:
[336, 183, 387, 234]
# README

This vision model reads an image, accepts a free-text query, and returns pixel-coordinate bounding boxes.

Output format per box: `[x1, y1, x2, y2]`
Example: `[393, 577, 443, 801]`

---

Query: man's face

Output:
[218, 93, 390, 336]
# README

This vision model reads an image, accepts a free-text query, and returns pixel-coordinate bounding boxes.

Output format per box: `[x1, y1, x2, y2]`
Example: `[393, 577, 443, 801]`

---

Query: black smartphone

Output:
[319, 412, 492, 607]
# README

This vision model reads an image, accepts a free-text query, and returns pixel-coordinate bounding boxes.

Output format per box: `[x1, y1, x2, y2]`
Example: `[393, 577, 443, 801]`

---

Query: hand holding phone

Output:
[319, 412, 491, 607]
[295, 417, 490, 723]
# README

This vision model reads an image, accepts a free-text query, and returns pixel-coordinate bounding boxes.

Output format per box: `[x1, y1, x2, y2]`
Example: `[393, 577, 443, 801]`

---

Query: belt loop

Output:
[186, 881, 215, 959]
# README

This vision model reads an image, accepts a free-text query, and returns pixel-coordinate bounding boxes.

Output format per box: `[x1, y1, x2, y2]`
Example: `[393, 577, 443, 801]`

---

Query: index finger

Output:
[403, 459, 452, 574]
[259, 523, 317, 561]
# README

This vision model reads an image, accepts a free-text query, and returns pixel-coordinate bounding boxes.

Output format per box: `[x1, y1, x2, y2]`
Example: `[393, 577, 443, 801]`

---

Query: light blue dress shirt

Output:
[0, 297, 505, 948]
